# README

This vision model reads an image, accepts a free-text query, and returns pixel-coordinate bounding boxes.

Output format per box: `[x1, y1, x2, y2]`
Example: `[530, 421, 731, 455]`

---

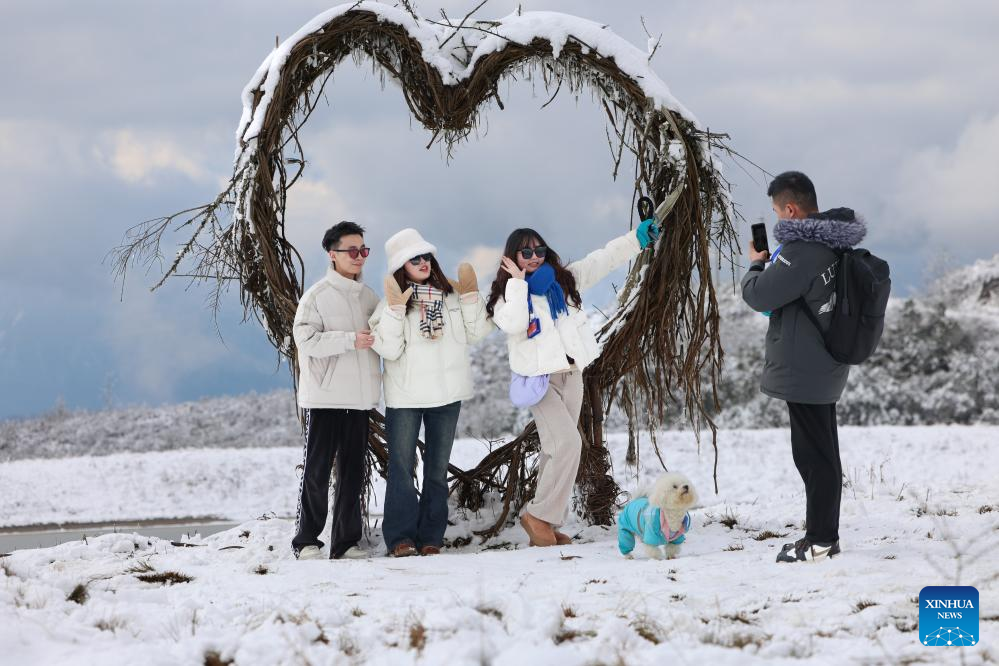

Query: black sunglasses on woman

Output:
[519, 246, 547, 259]
[408, 253, 434, 265]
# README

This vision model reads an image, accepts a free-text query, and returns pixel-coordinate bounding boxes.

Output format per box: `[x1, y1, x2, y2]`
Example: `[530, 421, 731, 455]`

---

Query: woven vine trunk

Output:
[112, 2, 739, 541]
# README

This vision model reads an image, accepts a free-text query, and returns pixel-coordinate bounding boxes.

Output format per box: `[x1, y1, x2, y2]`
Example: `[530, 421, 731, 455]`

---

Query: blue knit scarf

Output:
[525, 263, 569, 320]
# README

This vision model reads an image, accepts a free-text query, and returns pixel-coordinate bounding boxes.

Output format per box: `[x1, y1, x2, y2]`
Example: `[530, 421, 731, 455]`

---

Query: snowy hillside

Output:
[0, 390, 302, 463]
[2, 427, 997, 664]
[926, 253, 999, 311]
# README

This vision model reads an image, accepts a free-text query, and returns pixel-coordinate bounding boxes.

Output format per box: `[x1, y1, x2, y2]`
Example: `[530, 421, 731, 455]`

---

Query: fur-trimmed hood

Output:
[774, 207, 867, 249]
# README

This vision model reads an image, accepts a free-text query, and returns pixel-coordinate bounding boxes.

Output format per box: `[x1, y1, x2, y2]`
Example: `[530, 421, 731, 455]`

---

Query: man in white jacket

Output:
[291, 221, 381, 560]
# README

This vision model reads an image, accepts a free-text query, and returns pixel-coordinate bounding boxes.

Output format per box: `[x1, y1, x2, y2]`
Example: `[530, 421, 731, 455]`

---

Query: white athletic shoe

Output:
[338, 546, 370, 560]
[776, 538, 841, 563]
[296, 545, 322, 560]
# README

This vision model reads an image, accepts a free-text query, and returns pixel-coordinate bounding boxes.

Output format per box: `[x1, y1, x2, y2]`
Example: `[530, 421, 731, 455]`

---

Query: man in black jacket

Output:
[741, 171, 866, 563]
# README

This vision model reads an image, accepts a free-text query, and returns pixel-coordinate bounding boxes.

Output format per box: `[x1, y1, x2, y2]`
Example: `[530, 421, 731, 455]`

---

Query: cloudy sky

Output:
[1, 0, 997, 419]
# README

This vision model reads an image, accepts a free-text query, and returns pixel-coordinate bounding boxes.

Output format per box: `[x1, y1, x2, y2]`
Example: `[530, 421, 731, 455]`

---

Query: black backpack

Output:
[802, 248, 891, 364]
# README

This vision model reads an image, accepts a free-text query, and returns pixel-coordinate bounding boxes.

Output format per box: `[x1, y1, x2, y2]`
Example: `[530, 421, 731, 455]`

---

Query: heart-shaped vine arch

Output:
[113, 1, 740, 540]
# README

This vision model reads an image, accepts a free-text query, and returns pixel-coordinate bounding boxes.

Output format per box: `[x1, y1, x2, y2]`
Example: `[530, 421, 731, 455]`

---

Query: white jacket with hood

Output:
[293, 266, 381, 410]
[491, 230, 642, 377]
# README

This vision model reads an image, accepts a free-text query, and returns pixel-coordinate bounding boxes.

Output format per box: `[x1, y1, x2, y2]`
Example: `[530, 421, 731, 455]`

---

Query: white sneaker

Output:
[338, 546, 369, 560]
[296, 545, 322, 560]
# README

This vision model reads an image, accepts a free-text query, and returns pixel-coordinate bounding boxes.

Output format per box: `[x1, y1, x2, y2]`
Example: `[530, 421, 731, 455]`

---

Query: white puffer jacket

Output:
[492, 230, 642, 377]
[293, 266, 382, 410]
[370, 291, 493, 408]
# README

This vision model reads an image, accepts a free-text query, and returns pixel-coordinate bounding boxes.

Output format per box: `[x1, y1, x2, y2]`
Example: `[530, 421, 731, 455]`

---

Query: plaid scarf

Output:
[410, 283, 446, 340]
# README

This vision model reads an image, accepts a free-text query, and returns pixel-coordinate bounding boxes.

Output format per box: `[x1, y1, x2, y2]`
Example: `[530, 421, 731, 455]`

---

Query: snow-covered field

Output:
[2, 426, 997, 664]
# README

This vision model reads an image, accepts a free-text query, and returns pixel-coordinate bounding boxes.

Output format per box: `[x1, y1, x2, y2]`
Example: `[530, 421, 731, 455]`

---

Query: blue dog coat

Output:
[617, 497, 691, 555]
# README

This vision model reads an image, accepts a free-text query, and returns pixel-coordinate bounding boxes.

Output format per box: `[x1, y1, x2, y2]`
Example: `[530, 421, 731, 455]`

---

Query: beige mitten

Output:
[456, 262, 478, 295]
[384, 275, 413, 309]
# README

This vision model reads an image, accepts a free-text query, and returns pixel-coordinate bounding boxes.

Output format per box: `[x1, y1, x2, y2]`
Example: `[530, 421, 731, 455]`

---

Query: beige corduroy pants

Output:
[524, 367, 584, 526]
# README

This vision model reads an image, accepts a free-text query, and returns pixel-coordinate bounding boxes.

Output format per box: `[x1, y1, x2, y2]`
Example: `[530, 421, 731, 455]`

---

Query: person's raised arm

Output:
[568, 229, 643, 293]
[370, 276, 412, 360]
[740, 242, 810, 313]
[491, 257, 530, 335]
[450, 263, 494, 343]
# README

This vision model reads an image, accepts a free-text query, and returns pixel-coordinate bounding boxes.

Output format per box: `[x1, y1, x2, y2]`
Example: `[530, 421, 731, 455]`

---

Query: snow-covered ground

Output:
[2, 426, 997, 664]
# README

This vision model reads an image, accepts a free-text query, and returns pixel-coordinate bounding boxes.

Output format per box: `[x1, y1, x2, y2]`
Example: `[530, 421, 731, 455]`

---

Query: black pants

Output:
[787, 402, 842, 544]
[292, 408, 369, 558]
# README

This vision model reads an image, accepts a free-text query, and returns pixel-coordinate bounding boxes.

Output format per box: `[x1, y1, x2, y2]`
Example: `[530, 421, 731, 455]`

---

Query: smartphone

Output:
[751, 223, 769, 254]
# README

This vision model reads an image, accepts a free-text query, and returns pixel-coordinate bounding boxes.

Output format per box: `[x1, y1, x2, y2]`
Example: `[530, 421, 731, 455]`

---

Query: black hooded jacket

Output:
[741, 208, 867, 404]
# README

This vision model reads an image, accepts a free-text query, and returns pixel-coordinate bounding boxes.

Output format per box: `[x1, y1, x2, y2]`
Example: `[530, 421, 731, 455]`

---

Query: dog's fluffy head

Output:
[647, 472, 698, 511]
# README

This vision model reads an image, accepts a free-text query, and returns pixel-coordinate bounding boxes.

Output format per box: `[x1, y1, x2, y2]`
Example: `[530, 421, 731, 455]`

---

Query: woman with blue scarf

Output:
[485, 220, 658, 547]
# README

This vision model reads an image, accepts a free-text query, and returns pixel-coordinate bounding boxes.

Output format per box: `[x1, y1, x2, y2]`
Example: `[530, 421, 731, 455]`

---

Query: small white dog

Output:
[617, 472, 698, 560]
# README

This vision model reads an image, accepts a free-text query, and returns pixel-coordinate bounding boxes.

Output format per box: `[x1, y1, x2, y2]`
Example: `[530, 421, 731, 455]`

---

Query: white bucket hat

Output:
[385, 228, 437, 274]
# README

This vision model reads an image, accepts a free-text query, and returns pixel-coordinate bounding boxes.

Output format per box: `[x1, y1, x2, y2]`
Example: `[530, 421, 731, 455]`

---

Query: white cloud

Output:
[102, 290, 225, 402]
[459, 245, 504, 288]
[683, 6, 759, 46]
[97, 129, 211, 184]
[892, 113, 999, 246]
[591, 195, 633, 222]
[1, 121, 223, 186]
[0, 120, 88, 174]
[284, 178, 350, 245]
[282, 177, 356, 283]
[711, 77, 955, 117]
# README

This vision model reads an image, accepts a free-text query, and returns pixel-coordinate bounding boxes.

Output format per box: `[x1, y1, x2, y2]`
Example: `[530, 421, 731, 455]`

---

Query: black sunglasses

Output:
[408, 253, 434, 265]
[331, 246, 370, 259]
[519, 246, 548, 260]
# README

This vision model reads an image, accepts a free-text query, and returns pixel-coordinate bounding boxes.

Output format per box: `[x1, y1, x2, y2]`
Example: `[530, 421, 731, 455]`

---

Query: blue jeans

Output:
[382, 401, 461, 552]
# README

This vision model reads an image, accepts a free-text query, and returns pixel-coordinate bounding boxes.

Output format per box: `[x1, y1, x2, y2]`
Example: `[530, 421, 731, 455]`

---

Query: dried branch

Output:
[438, 0, 491, 49]
[639, 16, 663, 63]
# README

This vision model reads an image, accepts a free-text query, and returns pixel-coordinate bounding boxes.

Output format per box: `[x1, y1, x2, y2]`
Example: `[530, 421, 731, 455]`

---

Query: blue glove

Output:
[637, 218, 660, 249]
